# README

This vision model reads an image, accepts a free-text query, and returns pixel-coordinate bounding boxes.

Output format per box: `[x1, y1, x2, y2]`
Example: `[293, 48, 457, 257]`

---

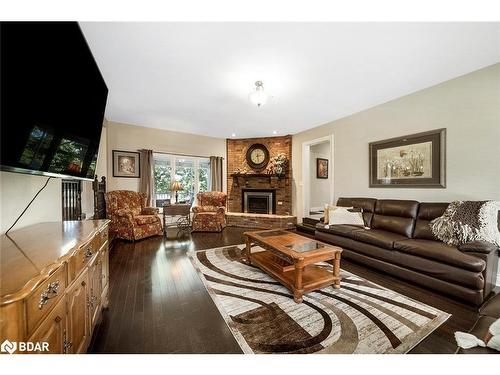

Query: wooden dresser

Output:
[0, 220, 110, 354]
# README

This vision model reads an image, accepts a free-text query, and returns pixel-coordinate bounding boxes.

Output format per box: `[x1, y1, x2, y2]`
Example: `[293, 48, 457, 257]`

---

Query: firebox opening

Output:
[242, 189, 276, 215]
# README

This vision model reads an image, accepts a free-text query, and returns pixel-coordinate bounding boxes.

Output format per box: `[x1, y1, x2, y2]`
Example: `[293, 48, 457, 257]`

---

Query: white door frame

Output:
[301, 134, 334, 218]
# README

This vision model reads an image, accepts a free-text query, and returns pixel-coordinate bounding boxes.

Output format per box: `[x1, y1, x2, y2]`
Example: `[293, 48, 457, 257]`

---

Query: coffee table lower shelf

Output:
[250, 250, 339, 303]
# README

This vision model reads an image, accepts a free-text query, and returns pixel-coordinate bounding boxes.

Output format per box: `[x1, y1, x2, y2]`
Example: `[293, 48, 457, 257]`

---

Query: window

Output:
[153, 153, 211, 207]
[153, 154, 172, 206]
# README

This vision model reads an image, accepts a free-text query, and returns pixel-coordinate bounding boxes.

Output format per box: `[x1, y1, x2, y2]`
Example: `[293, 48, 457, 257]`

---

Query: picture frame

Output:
[369, 128, 446, 188]
[112, 150, 141, 178]
[316, 158, 329, 179]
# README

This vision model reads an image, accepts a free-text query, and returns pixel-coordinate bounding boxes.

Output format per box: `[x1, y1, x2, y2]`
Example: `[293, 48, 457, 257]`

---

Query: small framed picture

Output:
[317, 158, 328, 179]
[112, 150, 140, 178]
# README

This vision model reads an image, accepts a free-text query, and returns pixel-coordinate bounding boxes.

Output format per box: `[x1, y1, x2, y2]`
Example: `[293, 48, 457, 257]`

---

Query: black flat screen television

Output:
[1, 22, 108, 180]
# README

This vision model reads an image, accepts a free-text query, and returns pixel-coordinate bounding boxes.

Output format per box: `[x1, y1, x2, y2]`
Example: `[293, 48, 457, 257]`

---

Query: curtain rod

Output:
[152, 150, 225, 159]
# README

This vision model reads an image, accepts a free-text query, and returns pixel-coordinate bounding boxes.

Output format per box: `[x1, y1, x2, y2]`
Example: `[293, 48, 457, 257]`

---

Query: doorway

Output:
[301, 135, 334, 219]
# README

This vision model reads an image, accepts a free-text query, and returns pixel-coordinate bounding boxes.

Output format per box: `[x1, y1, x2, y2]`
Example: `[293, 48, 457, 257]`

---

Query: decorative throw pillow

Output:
[323, 204, 349, 224]
[323, 204, 331, 224]
[430, 200, 500, 247]
[455, 318, 500, 352]
[328, 207, 365, 226]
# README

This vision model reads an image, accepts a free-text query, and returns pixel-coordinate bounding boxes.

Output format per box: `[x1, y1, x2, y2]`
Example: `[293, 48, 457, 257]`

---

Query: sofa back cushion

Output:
[371, 199, 419, 237]
[197, 191, 227, 207]
[336, 197, 377, 227]
[414, 202, 449, 240]
[106, 190, 144, 216]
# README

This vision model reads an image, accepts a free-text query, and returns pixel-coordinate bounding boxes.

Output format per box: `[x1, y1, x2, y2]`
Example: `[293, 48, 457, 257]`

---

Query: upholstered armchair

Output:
[105, 190, 163, 241]
[192, 192, 227, 232]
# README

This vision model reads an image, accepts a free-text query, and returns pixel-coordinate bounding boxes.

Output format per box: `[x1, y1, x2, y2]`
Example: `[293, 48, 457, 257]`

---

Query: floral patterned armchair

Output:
[191, 192, 227, 232]
[105, 190, 163, 241]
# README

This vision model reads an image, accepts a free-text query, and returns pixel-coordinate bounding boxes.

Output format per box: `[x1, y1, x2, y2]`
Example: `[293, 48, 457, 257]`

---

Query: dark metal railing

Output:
[62, 179, 82, 221]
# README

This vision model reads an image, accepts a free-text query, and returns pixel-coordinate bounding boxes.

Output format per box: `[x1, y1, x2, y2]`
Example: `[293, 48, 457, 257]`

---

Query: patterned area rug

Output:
[189, 244, 451, 354]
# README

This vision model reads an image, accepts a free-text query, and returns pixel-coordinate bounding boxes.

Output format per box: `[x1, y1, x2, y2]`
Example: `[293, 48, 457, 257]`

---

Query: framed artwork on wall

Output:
[369, 128, 446, 188]
[316, 158, 329, 179]
[112, 150, 141, 178]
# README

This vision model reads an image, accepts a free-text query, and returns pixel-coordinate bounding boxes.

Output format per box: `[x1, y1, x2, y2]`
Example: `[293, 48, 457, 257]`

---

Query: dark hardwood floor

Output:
[88, 227, 487, 354]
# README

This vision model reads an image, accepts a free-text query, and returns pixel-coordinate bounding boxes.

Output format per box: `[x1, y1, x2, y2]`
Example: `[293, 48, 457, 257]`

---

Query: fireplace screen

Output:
[243, 190, 275, 214]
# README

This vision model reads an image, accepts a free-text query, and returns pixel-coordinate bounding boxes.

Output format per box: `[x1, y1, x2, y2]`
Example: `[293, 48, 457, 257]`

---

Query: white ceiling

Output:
[80, 22, 500, 139]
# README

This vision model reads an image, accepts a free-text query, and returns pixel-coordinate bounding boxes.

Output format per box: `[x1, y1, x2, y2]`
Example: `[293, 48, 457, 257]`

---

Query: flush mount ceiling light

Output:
[249, 81, 269, 107]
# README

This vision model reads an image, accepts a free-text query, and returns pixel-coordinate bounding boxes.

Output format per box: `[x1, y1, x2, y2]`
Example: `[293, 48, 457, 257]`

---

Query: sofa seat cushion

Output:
[352, 229, 408, 250]
[393, 239, 486, 273]
[480, 294, 500, 319]
[315, 223, 364, 239]
[354, 238, 484, 289]
[318, 231, 484, 289]
[135, 215, 159, 225]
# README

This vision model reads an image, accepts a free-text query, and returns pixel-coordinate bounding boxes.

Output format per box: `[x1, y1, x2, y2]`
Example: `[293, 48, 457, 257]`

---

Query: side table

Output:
[162, 204, 191, 235]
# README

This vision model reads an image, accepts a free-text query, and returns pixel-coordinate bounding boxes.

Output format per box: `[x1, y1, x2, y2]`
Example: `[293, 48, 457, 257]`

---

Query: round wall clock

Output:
[246, 143, 270, 170]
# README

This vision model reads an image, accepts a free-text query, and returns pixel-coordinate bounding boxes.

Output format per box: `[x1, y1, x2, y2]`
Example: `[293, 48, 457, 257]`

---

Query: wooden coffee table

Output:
[243, 229, 342, 303]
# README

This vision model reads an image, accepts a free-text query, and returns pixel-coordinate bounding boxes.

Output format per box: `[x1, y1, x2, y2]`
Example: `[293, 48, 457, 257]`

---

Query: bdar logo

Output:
[1, 339, 17, 354]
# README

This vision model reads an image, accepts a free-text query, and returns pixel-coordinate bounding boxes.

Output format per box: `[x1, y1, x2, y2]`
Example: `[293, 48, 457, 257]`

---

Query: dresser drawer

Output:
[99, 228, 109, 247]
[92, 234, 101, 254]
[26, 265, 67, 336]
[69, 239, 98, 282]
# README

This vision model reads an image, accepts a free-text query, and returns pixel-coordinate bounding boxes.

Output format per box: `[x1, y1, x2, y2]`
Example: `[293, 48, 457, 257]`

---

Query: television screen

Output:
[1, 22, 108, 180]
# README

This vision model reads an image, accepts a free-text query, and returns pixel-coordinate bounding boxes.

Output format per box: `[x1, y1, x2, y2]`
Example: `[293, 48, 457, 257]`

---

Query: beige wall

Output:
[292, 63, 500, 221]
[106, 121, 227, 193]
[0, 120, 226, 234]
[0, 172, 62, 233]
[309, 141, 331, 210]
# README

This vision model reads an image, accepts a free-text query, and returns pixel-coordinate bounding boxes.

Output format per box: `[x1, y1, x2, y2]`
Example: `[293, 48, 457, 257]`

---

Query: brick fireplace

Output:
[226, 135, 292, 215]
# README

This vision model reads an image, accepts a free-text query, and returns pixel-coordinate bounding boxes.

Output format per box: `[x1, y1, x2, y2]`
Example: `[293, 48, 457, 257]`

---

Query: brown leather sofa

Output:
[315, 198, 499, 306]
[457, 293, 500, 353]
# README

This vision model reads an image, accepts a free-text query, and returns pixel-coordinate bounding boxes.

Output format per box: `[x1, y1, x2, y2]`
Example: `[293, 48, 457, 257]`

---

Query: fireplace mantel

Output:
[230, 173, 287, 179]
[231, 173, 288, 186]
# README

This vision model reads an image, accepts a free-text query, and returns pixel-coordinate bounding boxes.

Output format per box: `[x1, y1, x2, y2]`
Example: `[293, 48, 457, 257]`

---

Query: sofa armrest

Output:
[141, 207, 159, 215]
[459, 241, 499, 255]
[193, 205, 221, 213]
[112, 209, 135, 227]
[114, 208, 134, 219]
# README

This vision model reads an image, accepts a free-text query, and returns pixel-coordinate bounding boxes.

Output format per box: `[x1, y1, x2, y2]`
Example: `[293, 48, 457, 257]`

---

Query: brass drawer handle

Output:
[63, 339, 72, 353]
[83, 248, 93, 262]
[38, 280, 60, 309]
[87, 295, 98, 308]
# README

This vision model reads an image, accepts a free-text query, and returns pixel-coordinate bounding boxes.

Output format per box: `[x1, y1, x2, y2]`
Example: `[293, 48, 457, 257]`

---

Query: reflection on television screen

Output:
[50, 138, 88, 175]
[19, 126, 54, 169]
